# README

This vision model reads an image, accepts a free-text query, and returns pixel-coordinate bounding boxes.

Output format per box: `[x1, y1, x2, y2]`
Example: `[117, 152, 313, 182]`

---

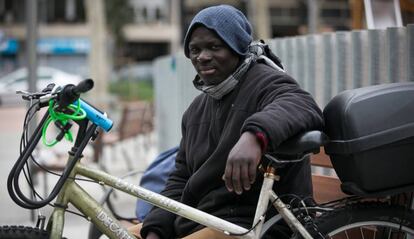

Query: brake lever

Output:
[16, 91, 48, 101]
[39, 93, 57, 105]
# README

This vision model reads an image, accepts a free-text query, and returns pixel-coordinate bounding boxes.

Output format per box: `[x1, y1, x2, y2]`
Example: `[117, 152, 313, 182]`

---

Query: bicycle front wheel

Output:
[0, 225, 49, 239]
[309, 202, 414, 239]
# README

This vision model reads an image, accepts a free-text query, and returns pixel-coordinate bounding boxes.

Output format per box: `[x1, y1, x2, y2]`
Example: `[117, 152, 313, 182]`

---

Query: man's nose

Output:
[197, 50, 212, 62]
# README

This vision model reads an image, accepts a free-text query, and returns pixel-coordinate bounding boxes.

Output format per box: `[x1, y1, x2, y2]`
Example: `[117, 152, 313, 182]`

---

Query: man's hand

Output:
[223, 132, 262, 194]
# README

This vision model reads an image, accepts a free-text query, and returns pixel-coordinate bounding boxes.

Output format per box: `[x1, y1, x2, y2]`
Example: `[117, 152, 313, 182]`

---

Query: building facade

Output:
[0, 0, 179, 77]
[1, 0, 413, 78]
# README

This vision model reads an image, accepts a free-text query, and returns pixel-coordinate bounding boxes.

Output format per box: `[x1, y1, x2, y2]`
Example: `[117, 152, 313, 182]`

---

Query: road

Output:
[0, 105, 156, 238]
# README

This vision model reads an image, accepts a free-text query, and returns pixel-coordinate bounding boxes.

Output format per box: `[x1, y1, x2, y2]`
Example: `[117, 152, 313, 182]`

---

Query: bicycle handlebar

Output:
[72, 78, 94, 95]
[57, 79, 94, 107]
[75, 99, 113, 132]
[8, 79, 112, 209]
[57, 79, 113, 131]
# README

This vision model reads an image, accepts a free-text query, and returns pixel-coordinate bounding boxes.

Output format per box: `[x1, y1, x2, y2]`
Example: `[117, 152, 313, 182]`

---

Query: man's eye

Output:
[189, 47, 199, 54]
[211, 45, 221, 50]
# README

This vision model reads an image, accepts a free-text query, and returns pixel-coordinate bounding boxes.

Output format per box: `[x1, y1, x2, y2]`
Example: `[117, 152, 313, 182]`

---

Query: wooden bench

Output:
[93, 101, 154, 171]
[311, 147, 347, 204]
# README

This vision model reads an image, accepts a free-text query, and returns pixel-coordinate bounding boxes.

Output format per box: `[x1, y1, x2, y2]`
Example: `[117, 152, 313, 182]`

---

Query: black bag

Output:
[249, 40, 285, 71]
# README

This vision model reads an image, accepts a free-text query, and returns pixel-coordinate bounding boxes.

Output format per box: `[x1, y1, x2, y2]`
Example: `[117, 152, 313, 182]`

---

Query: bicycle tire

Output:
[0, 225, 49, 239]
[307, 202, 414, 239]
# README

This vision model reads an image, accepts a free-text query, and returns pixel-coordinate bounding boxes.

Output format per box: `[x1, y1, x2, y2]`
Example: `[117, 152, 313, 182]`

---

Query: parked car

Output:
[0, 66, 82, 94]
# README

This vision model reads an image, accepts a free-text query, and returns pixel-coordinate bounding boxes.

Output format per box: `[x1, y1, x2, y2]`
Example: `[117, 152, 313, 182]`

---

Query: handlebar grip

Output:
[72, 79, 94, 95]
[75, 99, 113, 132]
[58, 79, 94, 107]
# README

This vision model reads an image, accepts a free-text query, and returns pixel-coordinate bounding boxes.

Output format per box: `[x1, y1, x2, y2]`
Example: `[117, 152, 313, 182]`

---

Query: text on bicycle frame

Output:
[115, 179, 181, 212]
[97, 211, 135, 239]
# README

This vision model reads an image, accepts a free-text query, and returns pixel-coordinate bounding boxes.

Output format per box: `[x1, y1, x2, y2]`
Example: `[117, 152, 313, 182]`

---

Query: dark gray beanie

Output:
[183, 5, 253, 58]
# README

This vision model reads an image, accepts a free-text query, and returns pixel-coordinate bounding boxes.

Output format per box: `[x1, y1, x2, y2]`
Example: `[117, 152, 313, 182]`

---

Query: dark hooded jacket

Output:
[141, 62, 324, 239]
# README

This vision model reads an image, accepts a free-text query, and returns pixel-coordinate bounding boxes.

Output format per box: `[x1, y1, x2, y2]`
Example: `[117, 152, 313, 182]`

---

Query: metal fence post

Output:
[352, 30, 370, 88]
[294, 36, 306, 88]
[285, 37, 295, 76]
[322, 33, 335, 105]
[387, 27, 407, 83]
[305, 35, 315, 97]
[335, 31, 353, 93]
[407, 24, 414, 82]
[368, 29, 388, 85]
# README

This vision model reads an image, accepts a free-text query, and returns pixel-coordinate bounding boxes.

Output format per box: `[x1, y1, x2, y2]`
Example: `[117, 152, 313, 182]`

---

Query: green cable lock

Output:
[42, 100, 87, 147]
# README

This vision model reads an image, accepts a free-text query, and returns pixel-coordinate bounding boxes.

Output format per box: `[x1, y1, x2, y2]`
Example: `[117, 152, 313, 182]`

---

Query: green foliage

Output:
[109, 80, 154, 102]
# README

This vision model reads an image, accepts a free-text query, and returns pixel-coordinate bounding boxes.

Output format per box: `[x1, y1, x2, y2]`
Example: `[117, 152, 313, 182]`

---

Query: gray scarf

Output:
[193, 41, 284, 100]
[192, 56, 253, 100]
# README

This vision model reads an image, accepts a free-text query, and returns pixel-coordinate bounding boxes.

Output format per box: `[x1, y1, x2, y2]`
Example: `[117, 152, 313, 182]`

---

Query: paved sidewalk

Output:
[0, 106, 157, 238]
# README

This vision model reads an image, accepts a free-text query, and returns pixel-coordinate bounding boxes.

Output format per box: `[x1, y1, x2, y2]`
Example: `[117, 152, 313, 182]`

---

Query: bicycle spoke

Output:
[345, 230, 350, 239]
[323, 220, 414, 239]
[360, 227, 365, 239]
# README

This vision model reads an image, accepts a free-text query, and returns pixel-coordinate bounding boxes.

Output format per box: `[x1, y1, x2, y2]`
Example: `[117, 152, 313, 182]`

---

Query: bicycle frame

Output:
[46, 154, 312, 239]
[14, 82, 414, 239]
[8, 91, 311, 239]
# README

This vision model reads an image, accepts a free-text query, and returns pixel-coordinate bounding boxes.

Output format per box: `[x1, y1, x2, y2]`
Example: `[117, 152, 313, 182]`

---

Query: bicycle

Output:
[2, 79, 414, 239]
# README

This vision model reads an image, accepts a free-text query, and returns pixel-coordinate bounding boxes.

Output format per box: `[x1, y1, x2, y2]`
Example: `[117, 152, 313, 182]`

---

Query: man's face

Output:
[188, 26, 240, 86]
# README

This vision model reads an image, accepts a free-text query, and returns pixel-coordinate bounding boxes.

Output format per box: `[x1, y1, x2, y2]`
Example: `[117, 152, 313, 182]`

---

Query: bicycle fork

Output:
[253, 166, 313, 239]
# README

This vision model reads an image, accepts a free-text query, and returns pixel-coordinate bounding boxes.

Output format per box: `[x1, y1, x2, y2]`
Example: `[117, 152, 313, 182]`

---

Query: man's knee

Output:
[127, 223, 143, 239]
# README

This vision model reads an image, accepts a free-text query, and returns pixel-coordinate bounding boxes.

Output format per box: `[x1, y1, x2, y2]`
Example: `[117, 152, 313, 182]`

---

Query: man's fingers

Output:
[248, 161, 257, 184]
[231, 165, 242, 195]
[241, 165, 251, 191]
[223, 164, 234, 192]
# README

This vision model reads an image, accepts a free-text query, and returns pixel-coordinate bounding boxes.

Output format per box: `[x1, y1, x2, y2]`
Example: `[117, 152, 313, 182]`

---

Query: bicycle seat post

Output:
[252, 165, 279, 238]
[260, 165, 313, 239]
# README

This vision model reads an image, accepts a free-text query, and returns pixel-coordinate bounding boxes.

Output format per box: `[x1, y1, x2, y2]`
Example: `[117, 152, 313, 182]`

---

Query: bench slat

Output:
[312, 174, 347, 203]
[93, 101, 153, 163]
[310, 147, 333, 168]
[311, 148, 347, 203]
